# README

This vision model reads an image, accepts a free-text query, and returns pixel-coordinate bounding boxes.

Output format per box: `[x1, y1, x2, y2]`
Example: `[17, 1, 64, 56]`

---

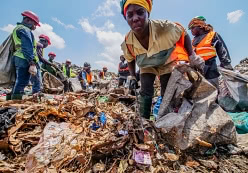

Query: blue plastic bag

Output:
[90, 122, 100, 131]
[99, 112, 107, 125]
[227, 112, 248, 134]
[153, 96, 162, 118]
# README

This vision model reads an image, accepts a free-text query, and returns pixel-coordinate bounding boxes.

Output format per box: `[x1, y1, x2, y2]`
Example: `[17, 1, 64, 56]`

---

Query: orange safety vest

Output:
[125, 22, 189, 62]
[99, 71, 105, 79]
[86, 72, 92, 83]
[119, 63, 129, 72]
[193, 31, 217, 61]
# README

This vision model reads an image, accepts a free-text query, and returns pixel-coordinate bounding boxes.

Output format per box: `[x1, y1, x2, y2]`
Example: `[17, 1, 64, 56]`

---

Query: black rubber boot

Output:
[138, 95, 153, 119]
[6, 93, 12, 101]
[11, 94, 23, 100]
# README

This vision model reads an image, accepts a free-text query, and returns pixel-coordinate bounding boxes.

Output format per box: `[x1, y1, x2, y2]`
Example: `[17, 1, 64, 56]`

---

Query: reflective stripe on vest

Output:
[119, 63, 129, 72]
[125, 22, 189, 62]
[33, 41, 39, 63]
[12, 24, 38, 62]
[193, 31, 217, 61]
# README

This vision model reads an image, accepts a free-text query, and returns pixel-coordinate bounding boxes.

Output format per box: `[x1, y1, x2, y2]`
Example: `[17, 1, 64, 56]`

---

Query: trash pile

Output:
[0, 66, 248, 173]
[234, 57, 248, 74]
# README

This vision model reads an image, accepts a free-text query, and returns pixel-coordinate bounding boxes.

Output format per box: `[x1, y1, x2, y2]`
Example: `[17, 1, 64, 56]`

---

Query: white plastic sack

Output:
[218, 67, 248, 112]
[25, 122, 78, 173]
[69, 78, 82, 92]
[0, 35, 15, 87]
[156, 65, 237, 150]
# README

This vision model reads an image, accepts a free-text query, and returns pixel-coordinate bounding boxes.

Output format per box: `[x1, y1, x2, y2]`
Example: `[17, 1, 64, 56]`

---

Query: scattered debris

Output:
[0, 65, 247, 172]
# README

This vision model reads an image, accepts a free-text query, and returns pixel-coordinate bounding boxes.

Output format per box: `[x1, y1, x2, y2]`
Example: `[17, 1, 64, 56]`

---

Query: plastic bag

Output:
[69, 78, 82, 93]
[218, 67, 248, 112]
[227, 112, 248, 134]
[25, 122, 79, 172]
[0, 35, 15, 87]
[156, 65, 237, 150]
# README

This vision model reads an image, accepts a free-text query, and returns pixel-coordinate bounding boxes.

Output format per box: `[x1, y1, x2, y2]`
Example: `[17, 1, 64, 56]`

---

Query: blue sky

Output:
[0, 0, 247, 72]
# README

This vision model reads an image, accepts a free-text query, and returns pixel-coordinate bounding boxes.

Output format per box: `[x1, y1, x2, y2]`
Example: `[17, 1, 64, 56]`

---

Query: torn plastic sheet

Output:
[0, 107, 18, 135]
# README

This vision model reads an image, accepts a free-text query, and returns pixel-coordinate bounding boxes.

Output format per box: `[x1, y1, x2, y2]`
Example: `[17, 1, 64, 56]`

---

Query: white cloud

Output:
[35, 23, 66, 49]
[0, 23, 65, 49]
[0, 24, 15, 33]
[78, 18, 98, 34]
[94, 0, 120, 17]
[79, 18, 124, 72]
[52, 17, 76, 29]
[96, 30, 124, 61]
[95, 60, 118, 71]
[227, 10, 244, 23]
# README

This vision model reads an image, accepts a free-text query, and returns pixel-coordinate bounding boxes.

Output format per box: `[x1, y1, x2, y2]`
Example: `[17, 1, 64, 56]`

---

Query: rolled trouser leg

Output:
[139, 73, 156, 119]
[138, 95, 153, 119]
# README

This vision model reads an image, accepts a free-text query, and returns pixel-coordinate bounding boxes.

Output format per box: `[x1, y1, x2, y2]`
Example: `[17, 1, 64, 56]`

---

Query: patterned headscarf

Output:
[188, 16, 213, 31]
[120, 0, 153, 17]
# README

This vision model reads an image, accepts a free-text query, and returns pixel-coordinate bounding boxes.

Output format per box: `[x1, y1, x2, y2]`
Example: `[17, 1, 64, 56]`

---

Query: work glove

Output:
[189, 53, 205, 74]
[51, 63, 57, 68]
[29, 64, 37, 76]
[129, 77, 139, 90]
[221, 63, 233, 70]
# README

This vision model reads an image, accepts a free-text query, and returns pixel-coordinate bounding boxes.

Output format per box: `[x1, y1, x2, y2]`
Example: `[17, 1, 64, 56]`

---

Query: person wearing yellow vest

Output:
[30, 34, 52, 94]
[11, 11, 41, 100]
[62, 59, 76, 78]
[99, 67, 108, 79]
[120, 0, 204, 119]
[78, 62, 93, 90]
[188, 16, 233, 88]
[118, 55, 130, 86]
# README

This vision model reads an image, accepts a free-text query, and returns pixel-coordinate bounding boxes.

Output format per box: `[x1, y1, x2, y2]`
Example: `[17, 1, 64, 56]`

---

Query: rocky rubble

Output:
[234, 57, 248, 74]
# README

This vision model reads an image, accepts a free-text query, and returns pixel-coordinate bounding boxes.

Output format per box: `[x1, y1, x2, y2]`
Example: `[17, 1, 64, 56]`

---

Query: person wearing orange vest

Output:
[118, 55, 130, 86]
[188, 16, 233, 88]
[99, 67, 108, 79]
[78, 62, 93, 90]
[120, 0, 204, 119]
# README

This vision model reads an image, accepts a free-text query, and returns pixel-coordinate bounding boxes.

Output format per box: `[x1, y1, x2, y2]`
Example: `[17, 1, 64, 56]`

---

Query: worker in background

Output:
[41, 52, 57, 76]
[120, 0, 204, 119]
[188, 16, 233, 88]
[99, 67, 108, 79]
[11, 11, 41, 100]
[30, 34, 52, 94]
[78, 62, 93, 90]
[118, 55, 130, 87]
[62, 59, 76, 78]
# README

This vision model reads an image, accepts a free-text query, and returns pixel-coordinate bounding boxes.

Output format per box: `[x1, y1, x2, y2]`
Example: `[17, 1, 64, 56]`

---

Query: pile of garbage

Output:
[234, 57, 248, 74]
[0, 65, 248, 173]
